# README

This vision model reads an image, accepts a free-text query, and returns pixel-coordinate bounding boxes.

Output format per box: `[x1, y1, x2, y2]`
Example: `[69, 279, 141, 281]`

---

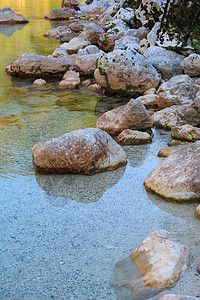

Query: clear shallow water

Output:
[0, 2, 200, 300]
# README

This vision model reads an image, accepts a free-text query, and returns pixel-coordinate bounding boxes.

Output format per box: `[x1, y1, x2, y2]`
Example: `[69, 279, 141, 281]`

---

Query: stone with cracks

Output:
[0, 7, 29, 24]
[96, 99, 153, 136]
[144, 141, 200, 202]
[32, 128, 127, 175]
[94, 49, 161, 95]
[5, 52, 72, 78]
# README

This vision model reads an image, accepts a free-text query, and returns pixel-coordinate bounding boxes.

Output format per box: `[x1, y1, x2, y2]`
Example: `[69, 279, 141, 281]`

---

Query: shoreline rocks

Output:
[5, 53, 72, 78]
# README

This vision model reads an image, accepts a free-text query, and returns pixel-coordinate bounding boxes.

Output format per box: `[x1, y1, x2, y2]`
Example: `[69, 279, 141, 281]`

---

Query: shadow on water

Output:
[35, 166, 126, 205]
[0, 24, 27, 36]
[94, 96, 129, 118]
[110, 256, 163, 300]
[147, 191, 200, 227]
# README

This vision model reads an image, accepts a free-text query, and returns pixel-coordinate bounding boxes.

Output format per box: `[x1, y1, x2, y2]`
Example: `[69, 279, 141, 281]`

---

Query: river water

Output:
[0, 1, 199, 299]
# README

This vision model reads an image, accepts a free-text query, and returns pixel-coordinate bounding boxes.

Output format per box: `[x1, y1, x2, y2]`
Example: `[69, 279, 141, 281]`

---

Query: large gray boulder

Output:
[5, 53, 72, 78]
[0, 7, 29, 24]
[144, 141, 200, 202]
[32, 128, 127, 175]
[96, 99, 153, 136]
[144, 46, 184, 79]
[94, 49, 161, 95]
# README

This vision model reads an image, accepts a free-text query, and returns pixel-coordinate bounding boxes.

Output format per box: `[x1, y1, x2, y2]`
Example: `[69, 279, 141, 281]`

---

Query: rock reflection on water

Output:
[110, 256, 163, 300]
[0, 24, 27, 36]
[35, 166, 126, 205]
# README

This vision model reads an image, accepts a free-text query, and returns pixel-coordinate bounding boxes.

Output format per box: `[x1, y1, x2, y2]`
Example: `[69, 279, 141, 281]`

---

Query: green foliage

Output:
[192, 26, 200, 53]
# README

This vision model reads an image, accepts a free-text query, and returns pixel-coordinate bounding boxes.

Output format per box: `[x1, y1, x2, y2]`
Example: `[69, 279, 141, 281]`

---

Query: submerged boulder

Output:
[5, 53, 72, 78]
[32, 128, 127, 175]
[144, 141, 200, 202]
[96, 99, 153, 136]
[94, 49, 161, 95]
[0, 7, 29, 24]
[110, 229, 191, 299]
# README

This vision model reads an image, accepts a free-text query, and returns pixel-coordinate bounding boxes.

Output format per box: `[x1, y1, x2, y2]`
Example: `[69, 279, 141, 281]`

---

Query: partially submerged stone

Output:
[94, 49, 161, 95]
[171, 124, 200, 142]
[32, 128, 127, 175]
[59, 70, 80, 89]
[144, 141, 200, 202]
[32, 79, 47, 87]
[110, 229, 191, 299]
[5, 52, 72, 78]
[116, 129, 152, 145]
[0, 7, 29, 24]
[157, 147, 176, 157]
[96, 99, 153, 136]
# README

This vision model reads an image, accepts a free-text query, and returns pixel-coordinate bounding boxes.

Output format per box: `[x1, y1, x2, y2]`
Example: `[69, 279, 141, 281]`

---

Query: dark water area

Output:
[0, 1, 200, 299]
